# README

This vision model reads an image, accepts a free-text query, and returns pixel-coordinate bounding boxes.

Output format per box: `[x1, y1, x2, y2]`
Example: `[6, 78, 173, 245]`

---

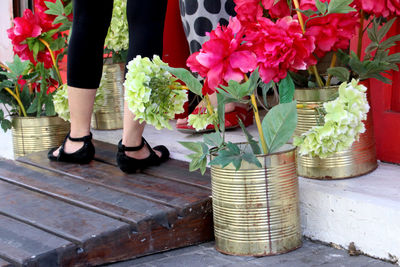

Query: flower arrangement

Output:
[104, 0, 129, 64]
[167, 0, 400, 171]
[294, 79, 370, 157]
[0, 1, 72, 132]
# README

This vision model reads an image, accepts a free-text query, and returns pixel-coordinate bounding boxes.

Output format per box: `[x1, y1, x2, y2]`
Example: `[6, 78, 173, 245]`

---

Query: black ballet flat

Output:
[48, 132, 95, 164]
[116, 137, 170, 174]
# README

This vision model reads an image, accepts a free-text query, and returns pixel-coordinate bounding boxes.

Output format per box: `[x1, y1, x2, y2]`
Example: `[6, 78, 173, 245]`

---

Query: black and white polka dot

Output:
[179, 0, 236, 54]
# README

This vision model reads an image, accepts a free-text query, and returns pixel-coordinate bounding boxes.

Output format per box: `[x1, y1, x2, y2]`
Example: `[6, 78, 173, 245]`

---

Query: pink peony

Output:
[234, 0, 291, 23]
[187, 17, 257, 95]
[244, 16, 316, 83]
[262, 0, 291, 18]
[352, 0, 400, 18]
[299, 0, 359, 58]
[7, 9, 60, 69]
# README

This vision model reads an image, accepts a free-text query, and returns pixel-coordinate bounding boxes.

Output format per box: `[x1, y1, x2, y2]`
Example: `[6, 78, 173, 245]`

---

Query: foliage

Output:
[328, 17, 400, 84]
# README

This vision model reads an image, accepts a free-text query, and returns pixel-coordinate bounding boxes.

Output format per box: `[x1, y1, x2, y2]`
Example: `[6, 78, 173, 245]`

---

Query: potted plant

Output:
[90, 0, 129, 130]
[1, 2, 72, 157]
[231, 0, 400, 179]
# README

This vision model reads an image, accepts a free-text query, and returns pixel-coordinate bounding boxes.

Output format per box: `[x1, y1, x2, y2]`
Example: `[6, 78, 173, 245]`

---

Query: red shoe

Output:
[176, 106, 254, 133]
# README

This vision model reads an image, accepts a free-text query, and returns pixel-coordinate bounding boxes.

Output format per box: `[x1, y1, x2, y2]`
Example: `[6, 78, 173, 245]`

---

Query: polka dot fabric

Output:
[179, 0, 236, 54]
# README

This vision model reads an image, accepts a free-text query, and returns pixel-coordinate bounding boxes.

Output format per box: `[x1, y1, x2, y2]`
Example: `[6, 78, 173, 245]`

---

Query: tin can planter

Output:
[294, 86, 378, 179]
[211, 144, 302, 256]
[12, 116, 70, 158]
[91, 63, 124, 130]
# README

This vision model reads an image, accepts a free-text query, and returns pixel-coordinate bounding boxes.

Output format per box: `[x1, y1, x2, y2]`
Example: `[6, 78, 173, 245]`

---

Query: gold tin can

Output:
[12, 116, 70, 158]
[211, 144, 301, 256]
[91, 63, 124, 130]
[294, 87, 377, 179]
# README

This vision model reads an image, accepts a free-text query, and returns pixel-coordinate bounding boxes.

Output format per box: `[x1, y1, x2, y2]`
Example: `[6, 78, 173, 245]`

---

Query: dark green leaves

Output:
[327, 0, 356, 14]
[327, 67, 350, 82]
[262, 101, 297, 153]
[278, 73, 295, 103]
[162, 66, 203, 96]
[315, 0, 327, 14]
[180, 141, 209, 174]
[209, 142, 261, 170]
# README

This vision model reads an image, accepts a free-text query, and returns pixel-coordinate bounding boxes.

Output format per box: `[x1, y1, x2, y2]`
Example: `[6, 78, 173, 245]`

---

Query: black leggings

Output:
[67, 0, 168, 89]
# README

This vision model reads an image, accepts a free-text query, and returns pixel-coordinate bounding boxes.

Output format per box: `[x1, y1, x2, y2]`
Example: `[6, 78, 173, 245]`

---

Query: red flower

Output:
[187, 18, 257, 95]
[299, 0, 359, 58]
[7, 9, 60, 69]
[35, 0, 62, 31]
[234, 0, 264, 24]
[234, 0, 291, 24]
[244, 16, 316, 83]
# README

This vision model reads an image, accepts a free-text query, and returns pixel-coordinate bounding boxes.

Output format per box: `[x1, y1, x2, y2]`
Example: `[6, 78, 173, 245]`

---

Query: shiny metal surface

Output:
[91, 63, 124, 130]
[294, 87, 378, 179]
[211, 145, 301, 256]
[12, 116, 70, 158]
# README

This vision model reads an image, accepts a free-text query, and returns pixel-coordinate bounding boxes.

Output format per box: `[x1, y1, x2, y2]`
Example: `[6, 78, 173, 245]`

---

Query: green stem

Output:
[4, 87, 27, 117]
[39, 38, 63, 85]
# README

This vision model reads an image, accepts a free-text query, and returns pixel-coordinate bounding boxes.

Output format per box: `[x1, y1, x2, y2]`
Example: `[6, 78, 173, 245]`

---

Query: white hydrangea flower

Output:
[124, 55, 188, 130]
[105, 0, 129, 52]
[187, 108, 218, 131]
[54, 83, 105, 122]
[294, 79, 370, 158]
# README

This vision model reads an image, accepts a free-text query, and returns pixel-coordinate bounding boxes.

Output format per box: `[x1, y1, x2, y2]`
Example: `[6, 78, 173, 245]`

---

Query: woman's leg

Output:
[52, 0, 113, 156]
[122, 0, 167, 159]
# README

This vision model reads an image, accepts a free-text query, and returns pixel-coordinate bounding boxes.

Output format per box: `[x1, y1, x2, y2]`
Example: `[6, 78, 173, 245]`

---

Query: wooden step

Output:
[0, 140, 213, 266]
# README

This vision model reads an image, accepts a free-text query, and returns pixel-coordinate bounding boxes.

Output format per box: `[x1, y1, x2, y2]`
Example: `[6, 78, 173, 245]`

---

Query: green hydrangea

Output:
[294, 79, 369, 158]
[187, 108, 218, 131]
[53, 83, 106, 121]
[124, 55, 188, 130]
[105, 0, 129, 52]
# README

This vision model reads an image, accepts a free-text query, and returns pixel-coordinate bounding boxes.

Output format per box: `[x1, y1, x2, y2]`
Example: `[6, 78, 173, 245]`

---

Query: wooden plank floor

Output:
[0, 140, 213, 266]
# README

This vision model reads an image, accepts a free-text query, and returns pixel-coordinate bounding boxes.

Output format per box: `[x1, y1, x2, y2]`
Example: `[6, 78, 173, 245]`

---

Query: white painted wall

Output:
[0, 0, 13, 63]
[0, 0, 14, 159]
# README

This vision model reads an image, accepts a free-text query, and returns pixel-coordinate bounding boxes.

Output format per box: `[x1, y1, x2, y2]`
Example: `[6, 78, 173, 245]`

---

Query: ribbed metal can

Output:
[12, 116, 70, 158]
[211, 144, 301, 256]
[294, 87, 378, 179]
[91, 63, 124, 130]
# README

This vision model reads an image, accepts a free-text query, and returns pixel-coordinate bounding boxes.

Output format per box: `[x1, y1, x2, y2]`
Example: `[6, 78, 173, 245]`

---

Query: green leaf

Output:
[327, 67, 350, 82]
[209, 142, 242, 170]
[1, 119, 12, 132]
[377, 17, 396, 42]
[242, 151, 262, 168]
[260, 81, 273, 108]
[315, 0, 327, 14]
[64, 2, 73, 15]
[203, 132, 223, 148]
[262, 101, 297, 153]
[6, 55, 30, 77]
[26, 97, 39, 114]
[327, 0, 356, 14]
[238, 118, 261, 155]
[44, 0, 64, 15]
[296, 8, 316, 17]
[162, 66, 202, 96]
[32, 41, 40, 59]
[45, 97, 56, 116]
[179, 141, 203, 153]
[217, 92, 225, 133]
[278, 73, 295, 103]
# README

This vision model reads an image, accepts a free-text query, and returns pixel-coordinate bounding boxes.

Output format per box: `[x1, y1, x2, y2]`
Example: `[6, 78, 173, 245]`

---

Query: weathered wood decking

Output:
[0, 140, 213, 266]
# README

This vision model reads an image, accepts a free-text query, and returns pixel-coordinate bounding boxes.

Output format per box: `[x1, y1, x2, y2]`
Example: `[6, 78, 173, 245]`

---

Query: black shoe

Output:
[48, 132, 95, 164]
[116, 137, 169, 173]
